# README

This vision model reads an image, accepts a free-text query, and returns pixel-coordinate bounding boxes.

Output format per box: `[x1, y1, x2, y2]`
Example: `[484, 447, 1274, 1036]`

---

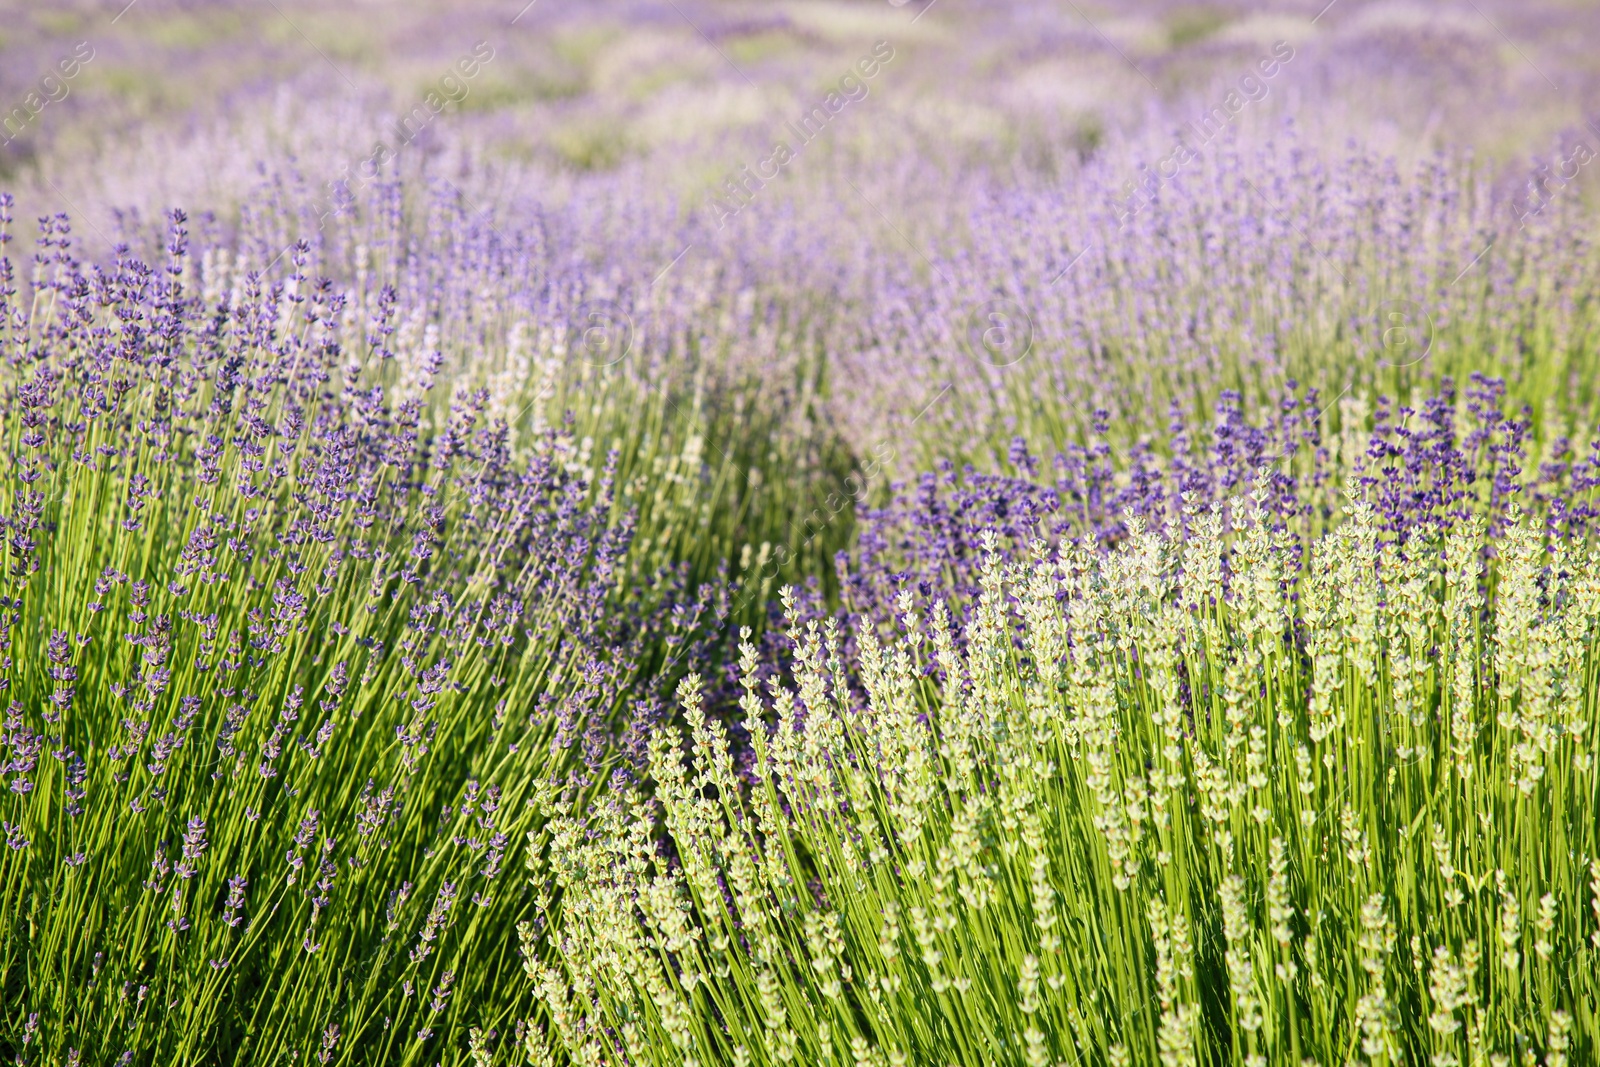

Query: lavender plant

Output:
[0, 197, 767, 1064]
[528, 495, 1600, 1067]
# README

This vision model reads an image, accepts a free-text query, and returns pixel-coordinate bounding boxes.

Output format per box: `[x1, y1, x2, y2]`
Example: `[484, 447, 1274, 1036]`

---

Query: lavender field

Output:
[4, 0, 1600, 1064]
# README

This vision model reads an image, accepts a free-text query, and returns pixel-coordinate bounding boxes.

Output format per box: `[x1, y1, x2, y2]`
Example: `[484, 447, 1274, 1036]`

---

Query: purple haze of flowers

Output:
[801, 378, 1600, 650]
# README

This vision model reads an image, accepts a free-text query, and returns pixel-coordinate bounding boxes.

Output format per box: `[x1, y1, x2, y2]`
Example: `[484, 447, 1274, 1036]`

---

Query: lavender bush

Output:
[531, 504, 1600, 1067]
[0, 200, 758, 1063]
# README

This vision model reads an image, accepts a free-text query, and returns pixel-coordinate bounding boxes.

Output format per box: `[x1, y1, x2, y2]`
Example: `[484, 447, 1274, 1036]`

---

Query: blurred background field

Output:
[6, 0, 1600, 240]
[8, 0, 1600, 478]
[0, 2, 1594, 155]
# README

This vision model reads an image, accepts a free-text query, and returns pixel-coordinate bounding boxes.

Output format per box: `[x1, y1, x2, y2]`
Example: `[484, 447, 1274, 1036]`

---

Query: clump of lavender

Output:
[0, 200, 750, 1064]
[531, 503, 1600, 1066]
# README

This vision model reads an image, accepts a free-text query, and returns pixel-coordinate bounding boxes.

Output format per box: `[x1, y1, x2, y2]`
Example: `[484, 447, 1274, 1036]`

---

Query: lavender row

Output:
[0, 198, 745, 1063]
[729, 375, 1600, 686]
